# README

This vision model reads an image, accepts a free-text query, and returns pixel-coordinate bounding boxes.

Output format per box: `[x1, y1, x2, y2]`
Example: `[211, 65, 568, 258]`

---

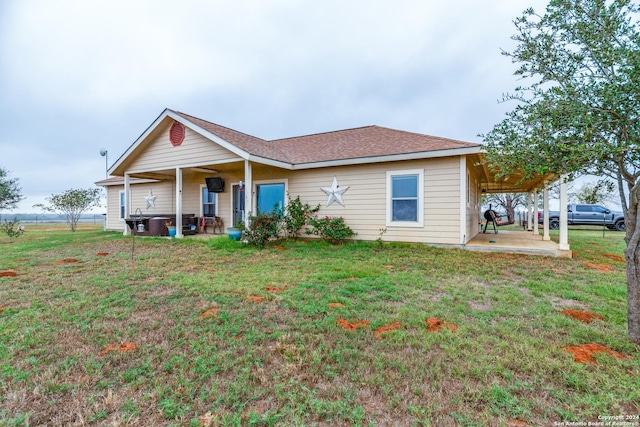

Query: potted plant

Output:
[165, 220, 176, 237]
[227, 219, 244, 241]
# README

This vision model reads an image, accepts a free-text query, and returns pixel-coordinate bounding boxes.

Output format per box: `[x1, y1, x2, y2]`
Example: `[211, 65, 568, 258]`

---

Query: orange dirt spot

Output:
[245, 296, 265, 303]
[337, 318, 369, 331]
[96, 252, 109, 256]
[200, 307, 219, 319]
[0, 305, 7, 314]
[273, 245, 286, 251]
[561, 309, 604, 323]
[327, 302, 344, 308]
[603, 254, 625, 263]
[0, 270, 17, 277]
[426, 317, 458, 332]
[374, 321, 401, 339]
[562, 343, 625, 364]
[584, 262, 613, 272]
[99, 342, 137, 356]
[53, 258, 79, 265]
[265, 286, 283, 292]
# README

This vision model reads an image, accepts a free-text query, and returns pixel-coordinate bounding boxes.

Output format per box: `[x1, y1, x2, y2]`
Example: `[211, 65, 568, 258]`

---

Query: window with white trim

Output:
[119, 191, 125, 220]
[386, 169, 424, 227]
[201, 185, 217, 217]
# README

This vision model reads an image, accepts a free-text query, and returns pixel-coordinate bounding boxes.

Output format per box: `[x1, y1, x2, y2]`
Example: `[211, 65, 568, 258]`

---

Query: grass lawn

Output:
[0, 225, 638, 426]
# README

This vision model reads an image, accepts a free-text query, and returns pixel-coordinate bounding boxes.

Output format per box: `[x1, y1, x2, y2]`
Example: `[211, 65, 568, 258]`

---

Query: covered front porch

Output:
[469, 153, 572, 258]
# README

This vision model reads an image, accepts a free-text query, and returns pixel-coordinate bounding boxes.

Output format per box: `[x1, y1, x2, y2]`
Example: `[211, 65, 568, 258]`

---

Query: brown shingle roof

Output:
[174, 110, 480, 165]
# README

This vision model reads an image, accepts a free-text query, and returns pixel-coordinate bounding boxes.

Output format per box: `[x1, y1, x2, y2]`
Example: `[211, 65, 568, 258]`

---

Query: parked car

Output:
[538, 204, 625, 231]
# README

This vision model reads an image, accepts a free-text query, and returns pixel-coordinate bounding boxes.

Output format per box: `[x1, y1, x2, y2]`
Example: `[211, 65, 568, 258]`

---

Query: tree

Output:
[0, 167, 23, 211]
[483, 0, 640, 342]
[483, 193, 527, 222]
[575, 179, 617, 205]
[33, 188, 102, 232]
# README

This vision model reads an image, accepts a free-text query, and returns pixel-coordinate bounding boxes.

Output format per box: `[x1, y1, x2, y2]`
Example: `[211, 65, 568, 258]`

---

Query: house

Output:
[96, 108, 564, 250]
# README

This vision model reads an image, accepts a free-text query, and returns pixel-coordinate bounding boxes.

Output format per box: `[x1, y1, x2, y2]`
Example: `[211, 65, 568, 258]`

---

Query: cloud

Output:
[0, 0, 550, 212]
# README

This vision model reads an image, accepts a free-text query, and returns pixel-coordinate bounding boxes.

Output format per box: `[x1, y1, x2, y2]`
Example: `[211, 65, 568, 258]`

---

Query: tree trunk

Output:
[623, 176, 640, 343]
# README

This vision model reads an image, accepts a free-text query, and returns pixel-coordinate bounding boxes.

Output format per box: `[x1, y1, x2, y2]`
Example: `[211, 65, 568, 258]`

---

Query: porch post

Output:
[526, 192, 533, 231]
[543, 185, 550, 241]
[123, 173, 131, 236]
[559, 176, 570, 251]
[460, 156, 467, 245]
[176, 167, 183, 238]
[244, 160, 253, 229]
[533, 190, 539, 235]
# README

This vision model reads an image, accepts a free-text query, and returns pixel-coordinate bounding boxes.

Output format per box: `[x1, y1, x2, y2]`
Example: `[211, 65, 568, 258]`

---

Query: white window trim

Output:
[200, 184, 218, 217]
[253, 178, 289, 214]
[386, 169, 424, 228]
[118, 190, 125, 221]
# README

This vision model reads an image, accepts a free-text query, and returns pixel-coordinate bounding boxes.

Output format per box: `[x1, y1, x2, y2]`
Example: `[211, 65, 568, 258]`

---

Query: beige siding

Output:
[253, 157, 462, 245]
[127, 125, 242, 172]
[108, 156, 465, 245]
[465, 159, 482, 242]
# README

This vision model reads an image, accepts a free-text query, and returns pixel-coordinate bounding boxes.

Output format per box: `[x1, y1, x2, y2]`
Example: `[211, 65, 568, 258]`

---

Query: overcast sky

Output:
[0, 0, 551, 213]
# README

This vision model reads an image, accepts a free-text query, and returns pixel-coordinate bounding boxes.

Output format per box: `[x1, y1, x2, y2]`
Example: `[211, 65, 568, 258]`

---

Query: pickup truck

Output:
[539, 204, 625, 231]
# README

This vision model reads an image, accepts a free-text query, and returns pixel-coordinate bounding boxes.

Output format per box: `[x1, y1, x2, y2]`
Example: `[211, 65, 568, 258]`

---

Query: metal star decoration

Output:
[321, 176, 350, 207]
[145, 189, 157, 209]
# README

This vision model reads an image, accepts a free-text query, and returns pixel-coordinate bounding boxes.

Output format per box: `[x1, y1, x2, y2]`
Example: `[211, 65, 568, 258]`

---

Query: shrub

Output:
[1, 217, 24, 242]
[244, 210, 282, 248]
[283, 195, 320, 239]
[305, 215, 356, 244]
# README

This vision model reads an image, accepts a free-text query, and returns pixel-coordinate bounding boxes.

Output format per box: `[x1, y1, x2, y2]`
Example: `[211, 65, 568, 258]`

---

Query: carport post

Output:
[533, 191, 539, 234]
[527, 192, 533, 231]
[543, 186, 550, 241]
[559, 176, 570, 251]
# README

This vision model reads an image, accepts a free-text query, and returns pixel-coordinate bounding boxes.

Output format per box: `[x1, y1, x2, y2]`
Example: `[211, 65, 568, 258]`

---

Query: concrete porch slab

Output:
[465, 230, 571, 258]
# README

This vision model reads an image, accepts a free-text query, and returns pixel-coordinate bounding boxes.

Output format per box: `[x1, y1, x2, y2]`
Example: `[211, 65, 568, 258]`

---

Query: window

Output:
[119, 191, 125, 220]
[202, 186, 217, 217]
[386, 169, 424, 227]
[256, 182, 285, 214]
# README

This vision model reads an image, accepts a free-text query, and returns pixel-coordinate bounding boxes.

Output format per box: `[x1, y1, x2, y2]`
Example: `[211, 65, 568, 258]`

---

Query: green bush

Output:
[244, 210, 282, 248]
[283, 195, 320, 239]
[305, 215, 356, 244]
[1, 217, 24, 242]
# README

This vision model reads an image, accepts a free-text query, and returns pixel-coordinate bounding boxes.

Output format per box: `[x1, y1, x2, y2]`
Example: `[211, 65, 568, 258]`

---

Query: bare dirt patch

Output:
[273, 245, 287, 251]
[561, 309, 604, 323]
[469, 301, 493, 311]
[52, 258, 80, 265]
[96, 252, 109, 256]
[245, 296, 266, 303]
[337, 318, 369, 331]
[265, 286, 283, 292]
[0, 305, 7, 314]
[99, 342, 137, 356]
[426, 318, 458, 332]
[200, 307, 219, 319]
[603, 253, 625, 263]
[0, 270, 17, 277]
[562, 343, 625, 364]
[327, 302, 344, 308]
[374, 322, 401, 339]
[547, 296, 588, 311]
[584, 262, 614, 273]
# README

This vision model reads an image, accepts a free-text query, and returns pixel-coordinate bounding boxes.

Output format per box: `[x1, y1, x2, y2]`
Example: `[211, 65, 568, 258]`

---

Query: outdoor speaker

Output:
[205, 177, 225, 193]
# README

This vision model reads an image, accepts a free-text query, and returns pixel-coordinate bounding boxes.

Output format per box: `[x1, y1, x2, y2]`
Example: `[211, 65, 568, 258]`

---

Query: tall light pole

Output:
[100, 149, 108, 179]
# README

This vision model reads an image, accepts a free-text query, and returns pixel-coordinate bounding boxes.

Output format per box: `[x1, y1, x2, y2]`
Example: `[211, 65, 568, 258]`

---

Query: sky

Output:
[0, 0, 552, 214]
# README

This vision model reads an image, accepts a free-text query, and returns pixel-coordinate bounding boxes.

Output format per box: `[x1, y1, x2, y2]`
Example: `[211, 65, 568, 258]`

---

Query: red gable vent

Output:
[169, 122, 185, 146]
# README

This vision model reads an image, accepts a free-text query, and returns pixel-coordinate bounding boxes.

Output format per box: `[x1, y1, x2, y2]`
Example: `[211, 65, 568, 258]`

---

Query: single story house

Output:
[96, 108, 560, 248]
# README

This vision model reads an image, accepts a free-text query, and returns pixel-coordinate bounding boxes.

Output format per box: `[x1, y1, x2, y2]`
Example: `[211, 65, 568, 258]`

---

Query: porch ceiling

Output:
[470, 153, 558, 194]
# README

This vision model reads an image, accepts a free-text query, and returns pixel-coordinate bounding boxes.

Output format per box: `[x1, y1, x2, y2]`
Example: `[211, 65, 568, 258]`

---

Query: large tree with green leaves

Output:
[33, 188, 102, 232]
[483, 0, 640, 342]
[0, 167, 23, 211]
